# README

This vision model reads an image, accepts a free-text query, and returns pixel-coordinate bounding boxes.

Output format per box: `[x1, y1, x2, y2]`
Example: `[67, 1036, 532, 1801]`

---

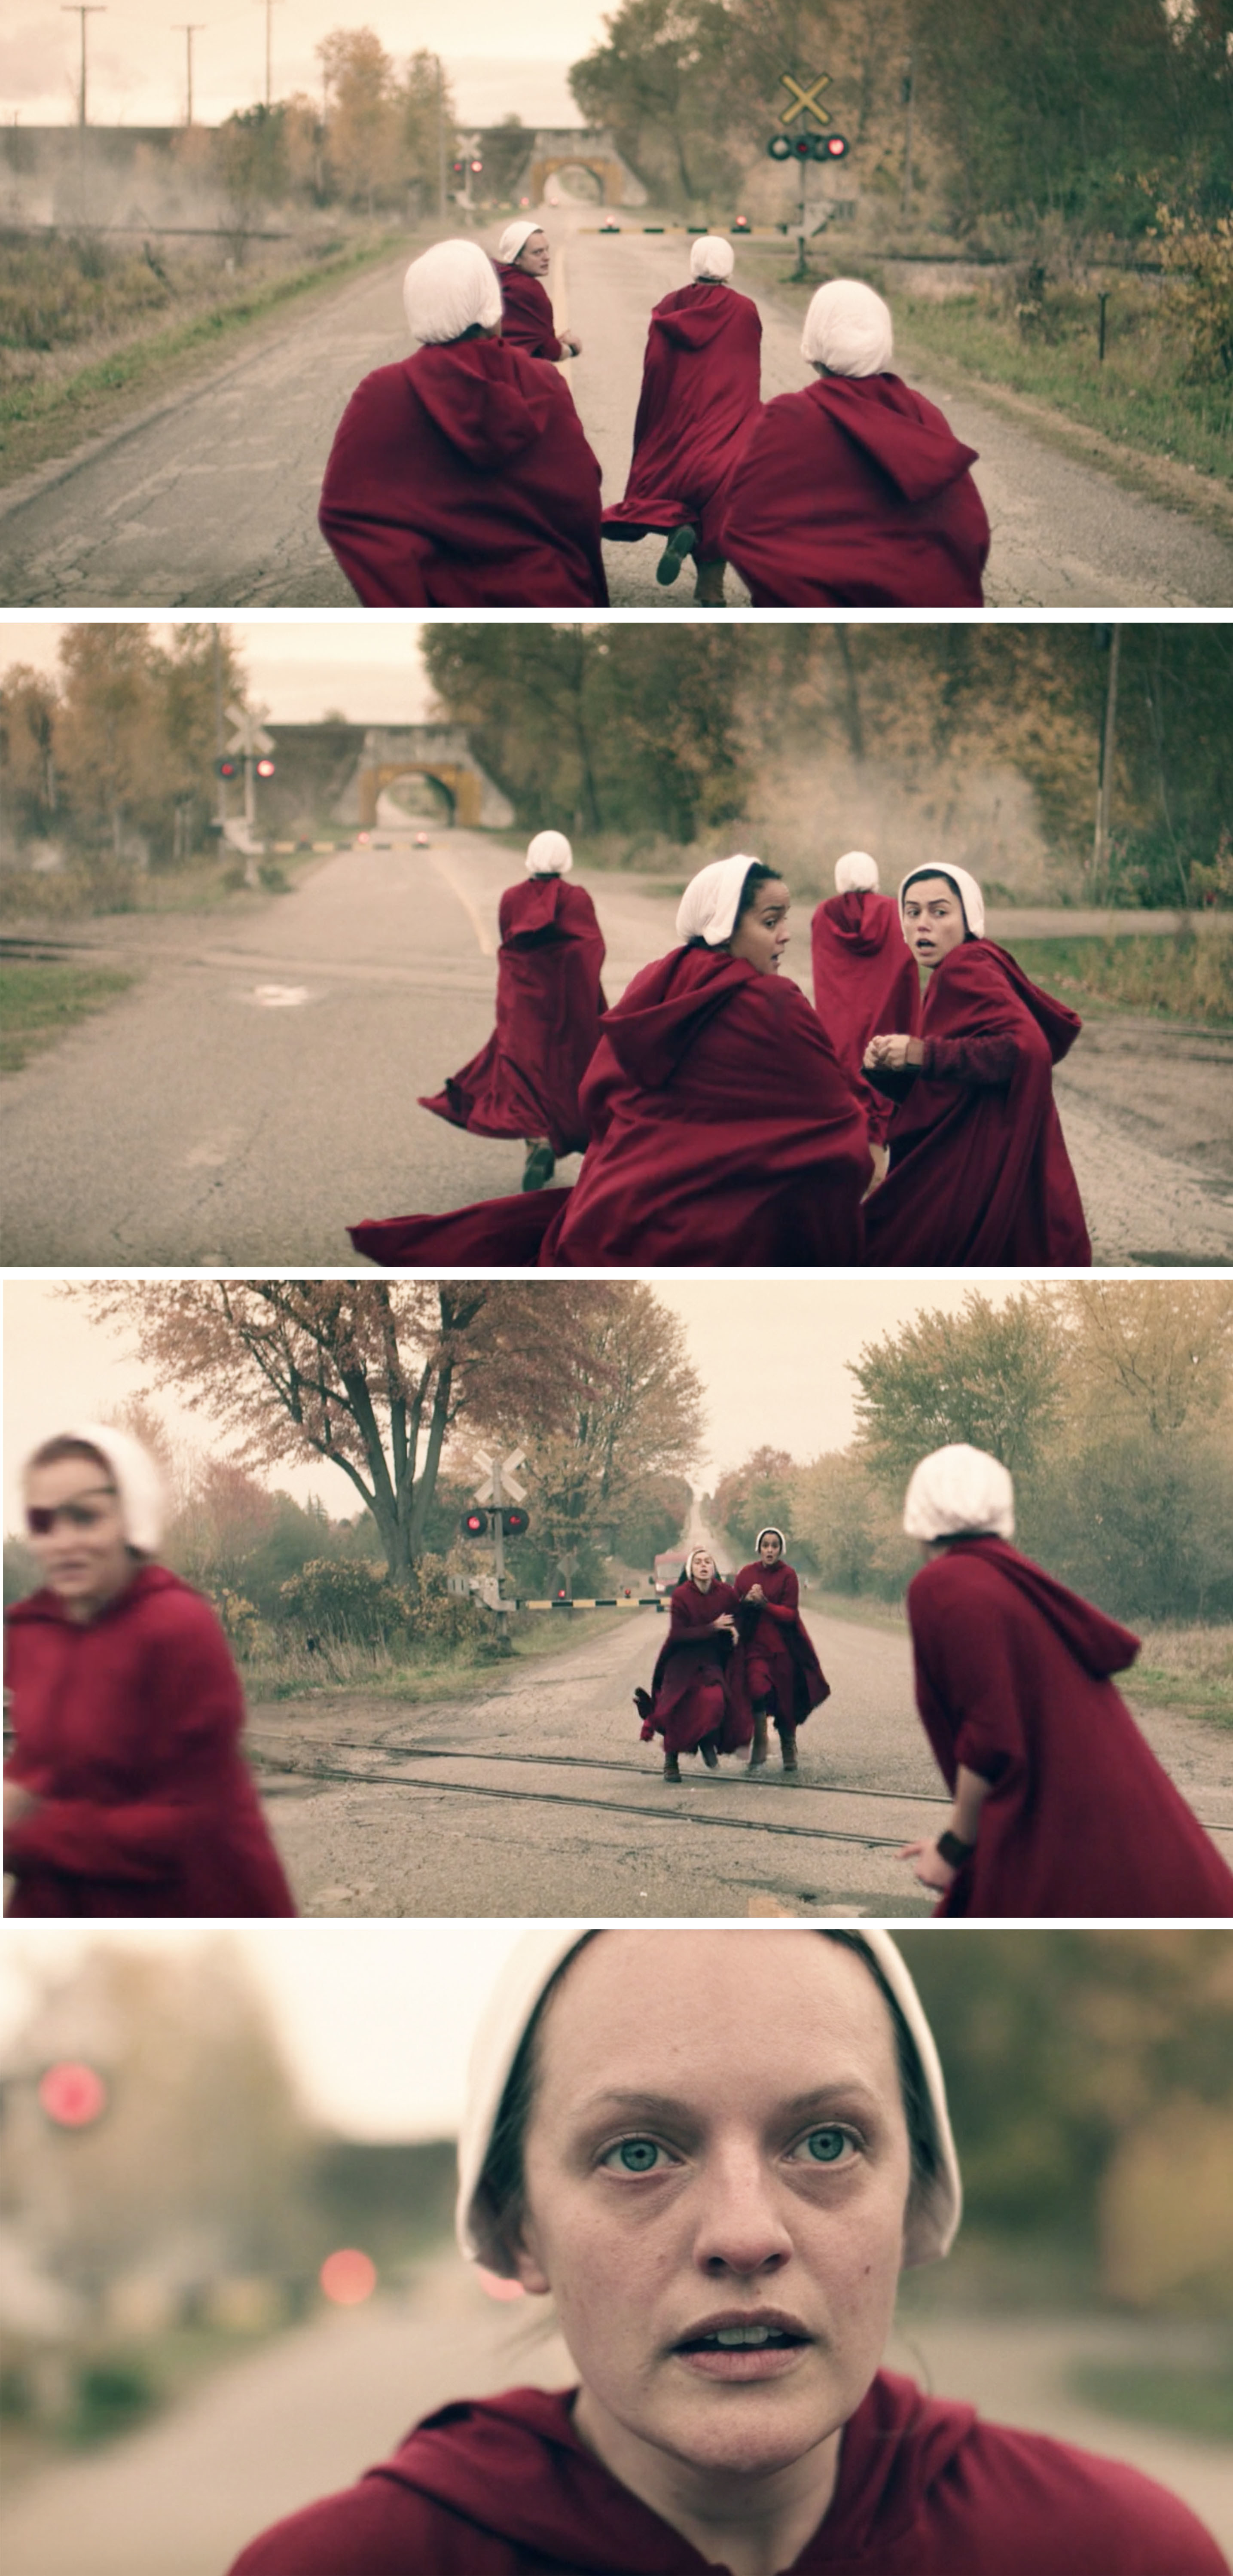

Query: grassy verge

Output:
[804, 1588, 907, 1636]
[1120, 1623, 1233, 1729]
[0, 959, 137, 1072]
[245, 1604, 632, 1711]
[889, 287, 1233, 488]
[1007, 933, 1233, 1029]
[0, 229, 406, 486]
[1068, 2355, 1233, 2444]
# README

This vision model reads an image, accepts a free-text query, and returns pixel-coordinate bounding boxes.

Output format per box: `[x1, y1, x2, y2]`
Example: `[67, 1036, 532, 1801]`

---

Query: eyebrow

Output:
[572, 2080, 887, 2125]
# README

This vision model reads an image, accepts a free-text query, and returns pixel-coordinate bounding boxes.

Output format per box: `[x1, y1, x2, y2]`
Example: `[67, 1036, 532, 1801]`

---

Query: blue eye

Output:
[602, 2137, 663, 2173]
[791, 2126, 854, 2166]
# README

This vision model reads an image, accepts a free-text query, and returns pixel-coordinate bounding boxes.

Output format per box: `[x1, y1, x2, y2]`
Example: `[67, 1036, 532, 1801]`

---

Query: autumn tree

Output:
[72, 1280, 655, 1580]
[319, 28, 403, 211]
[0, 666, 59, 846]
[849, 1290, 1065, 1488]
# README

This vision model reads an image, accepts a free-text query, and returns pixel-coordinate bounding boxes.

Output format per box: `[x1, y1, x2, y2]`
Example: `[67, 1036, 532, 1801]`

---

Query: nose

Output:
[691, 2143, 794, 2279]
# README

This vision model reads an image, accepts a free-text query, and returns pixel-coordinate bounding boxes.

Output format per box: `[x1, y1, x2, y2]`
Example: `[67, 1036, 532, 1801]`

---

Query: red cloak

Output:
[812, 890, 922, 1147]
[865, 940, 1091, 1266]
[908, 1538, 1233, 1918]
[349, 947, 872, 1269]
[419, 877, 607, 1159]
[226, 2371, 1230, 2575]
[496, 263, 565, 361]
[3, 1568, 296, 1917]
[634, 1577, 753, 1757]
[732, 1559, 830, 1727]
[602, 281, 762, 559]
[721, 372, 990, 606]
[318, 340, 607, 607]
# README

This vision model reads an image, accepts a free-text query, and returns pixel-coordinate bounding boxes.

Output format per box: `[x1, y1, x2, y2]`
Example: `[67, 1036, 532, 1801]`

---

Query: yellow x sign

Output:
[779, 70, 832, 127]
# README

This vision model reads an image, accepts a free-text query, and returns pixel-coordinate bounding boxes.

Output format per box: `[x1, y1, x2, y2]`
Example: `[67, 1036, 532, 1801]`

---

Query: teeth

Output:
[714, 2325, 775, 2346]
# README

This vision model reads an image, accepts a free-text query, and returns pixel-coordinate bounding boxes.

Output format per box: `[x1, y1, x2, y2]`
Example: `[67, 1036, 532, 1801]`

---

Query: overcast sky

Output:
[3, 4, 602, 129]
[4, 1275, 1010, 1531]
[1, 620, 434, 726]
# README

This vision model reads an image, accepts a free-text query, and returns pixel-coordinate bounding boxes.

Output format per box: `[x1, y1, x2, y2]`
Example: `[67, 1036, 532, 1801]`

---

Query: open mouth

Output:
[679, 2325, 806, 2352]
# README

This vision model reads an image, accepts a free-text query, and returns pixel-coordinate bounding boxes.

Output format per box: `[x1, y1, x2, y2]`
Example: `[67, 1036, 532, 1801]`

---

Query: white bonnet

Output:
[497, 219, 545, 265]
[903, 1443, 1015, 1543]
[27, 1421, 166, 1553]
[801, 278, 893, 376]
[403, 239, 503, 345]
[525, 830, 573, 877]
[835, 850, 880, 894]
[690, 234, 734, 281]
[676, 853, 764, 947]
[898, 865, 985, 941]
[755, 1527, 787, 1550]
[456, 1926, 963, 2275]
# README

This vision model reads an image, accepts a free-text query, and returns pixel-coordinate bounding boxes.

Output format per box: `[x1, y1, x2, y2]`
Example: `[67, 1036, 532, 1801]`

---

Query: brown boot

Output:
[779, 1724, 799, 1779]
[693, 556, 727, 607]
[748, 1708, 769, 1772]
[663, 1752, 682, 1782]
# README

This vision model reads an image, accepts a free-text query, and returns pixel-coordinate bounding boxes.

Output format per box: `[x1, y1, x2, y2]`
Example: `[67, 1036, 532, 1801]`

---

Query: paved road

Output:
[252, 1597, 1232, 1919]
[3, 834, 1232, 1264]
[3, 2255, 1229, 2574]
[1, 212, 1229, 606]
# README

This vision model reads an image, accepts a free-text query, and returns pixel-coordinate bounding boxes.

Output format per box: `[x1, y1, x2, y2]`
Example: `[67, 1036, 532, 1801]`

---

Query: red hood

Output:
[942, 1539, 1141, 1678]
[930, 941, 1083, 1066]
[599, 943, 759, 1090]
[6, 1562, 183, 1631]
[507, 874, 568, 935]
[821, 888, 909, 959]
[410, 340, 554, 468]
[810, 374, 979, 503]
[363, 2372, 977, 2565]
[652, 280, 745, 351]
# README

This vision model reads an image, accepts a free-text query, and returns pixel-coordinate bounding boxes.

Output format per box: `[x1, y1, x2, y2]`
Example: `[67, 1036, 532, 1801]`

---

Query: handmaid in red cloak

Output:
[863, 862, 1091, 1266]
[811, 848, 921, 1154]
[5, 1428, 296, 1918]
[602, 235, 762, 608]
[732, 1526, 830, 1779]
[319, 238, 606, 608]
[492, 220, 581, 363]
[897, 1445, 1233, 1919]
[229, 1927, 1230, 2576]
[721, 277, 990, 606]
[418, 831, 607, 1190]
[633, 1546, 752, 1780]
[348, 853, 873, 1270]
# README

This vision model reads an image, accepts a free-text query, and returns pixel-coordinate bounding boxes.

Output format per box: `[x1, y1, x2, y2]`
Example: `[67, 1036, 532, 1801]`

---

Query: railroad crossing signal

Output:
[768, 130, 846, 162]
[215, 754, 242, 779]
[460, 1508, 488, 1540]
[779, 70, 831, 128]
[473, 1448, 527, 1506]
[225, 701, 275, 758]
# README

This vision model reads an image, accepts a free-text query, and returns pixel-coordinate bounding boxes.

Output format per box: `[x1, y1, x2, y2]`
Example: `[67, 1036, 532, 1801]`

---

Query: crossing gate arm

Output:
[516, 1595, 664, 1609]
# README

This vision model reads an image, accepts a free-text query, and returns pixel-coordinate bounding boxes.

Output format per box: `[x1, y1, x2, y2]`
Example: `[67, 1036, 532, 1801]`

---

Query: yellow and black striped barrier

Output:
[516, 1595, 665, 1610]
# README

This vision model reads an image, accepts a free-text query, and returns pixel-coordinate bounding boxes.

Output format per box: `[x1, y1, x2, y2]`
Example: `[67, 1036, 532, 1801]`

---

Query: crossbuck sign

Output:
[473, 1448, 528, 1505]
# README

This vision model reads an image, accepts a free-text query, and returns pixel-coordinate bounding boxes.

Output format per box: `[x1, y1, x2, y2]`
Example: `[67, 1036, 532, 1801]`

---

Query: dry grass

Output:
[1122, 1623, 1233, 1727]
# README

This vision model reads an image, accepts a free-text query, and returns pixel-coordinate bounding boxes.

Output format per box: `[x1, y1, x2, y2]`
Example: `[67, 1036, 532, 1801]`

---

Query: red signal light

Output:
[470, 158, 483, 172]
[255, 757, 275, 778]
[319, 2249, 376, 2306]
[824, 133, 848, 157]
[460, 1509, 488, 1540]
[501, 1506, 529, 1537]
[38, 2062, 107, 2128]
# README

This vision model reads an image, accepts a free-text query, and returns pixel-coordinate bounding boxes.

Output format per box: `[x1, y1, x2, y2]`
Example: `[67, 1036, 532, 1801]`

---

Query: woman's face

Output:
[689, 1551, 715, 1590]
[729, 880, 790, 975]
[514, 1931, 911, 2487]
[514, 229, 550, 276]
[900, 878, 967, 969]
[25, 1458, 132, 1620]
[758, 1534, 784, 1567]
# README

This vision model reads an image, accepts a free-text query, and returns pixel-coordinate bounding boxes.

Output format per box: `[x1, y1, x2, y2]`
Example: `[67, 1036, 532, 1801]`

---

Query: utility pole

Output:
[1093, 624, 1121, 895]
[258, 0, 283, 109]
[62, 6, 106, 128]
[173, 23, 204, 127]
[490, 1453, 510, 1651]
[212, 626, 225, 833]
[436, 53, 447, 221]
[901, 48, 915, 220]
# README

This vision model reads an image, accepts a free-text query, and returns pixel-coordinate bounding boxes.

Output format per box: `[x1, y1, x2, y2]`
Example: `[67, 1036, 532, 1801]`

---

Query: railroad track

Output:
[252, 1744, 1233, 1852]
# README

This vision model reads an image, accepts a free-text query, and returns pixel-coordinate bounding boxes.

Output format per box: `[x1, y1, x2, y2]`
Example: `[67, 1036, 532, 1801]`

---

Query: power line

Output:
[257, 0, 284, 109]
